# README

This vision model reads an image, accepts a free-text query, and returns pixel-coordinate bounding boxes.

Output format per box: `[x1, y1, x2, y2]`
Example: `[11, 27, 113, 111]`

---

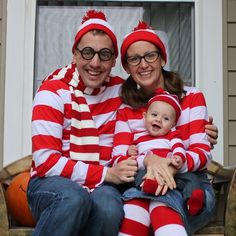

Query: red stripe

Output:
[84, 165, 104, 189]
[113, 132, 133, 146]
[152, 149, 170, 158]
[190, 148, 208, 170]
[32, 135, 62, 152]
[70, 126, 99, 137]
[72, 110, 98, 120]
[61, 159, 77, 178]
[107, 76, 124, 86]
[175, 152, 186, 163]
[127, 199, 150, 209]
[100, 146, 112, 161]
[119, 218, 150, 236]
[181, 91, 206, 110]
[70, 143, 100, 153]
[118, 107, 146, 121]
[186, 152, 195, 171]
[32, 105, 63, 124]
[38, 79, 69, 93]
[36, 153, 61, 177]
[89, 97, 122, 116]
[150, 206, 184, 231]
[98, 120, 115, 134]
[172, 142, 185, 150]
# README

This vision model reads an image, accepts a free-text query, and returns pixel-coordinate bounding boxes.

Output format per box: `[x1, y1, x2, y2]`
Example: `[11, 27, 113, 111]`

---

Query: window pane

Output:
[34, 1, 194, 93]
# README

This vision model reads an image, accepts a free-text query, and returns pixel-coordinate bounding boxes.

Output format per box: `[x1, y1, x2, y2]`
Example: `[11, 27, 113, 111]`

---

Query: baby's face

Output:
[144, 101, 176, 136]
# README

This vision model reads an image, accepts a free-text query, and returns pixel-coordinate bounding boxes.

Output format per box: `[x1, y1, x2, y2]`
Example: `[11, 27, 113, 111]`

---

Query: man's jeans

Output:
[27, 176, 124, 236]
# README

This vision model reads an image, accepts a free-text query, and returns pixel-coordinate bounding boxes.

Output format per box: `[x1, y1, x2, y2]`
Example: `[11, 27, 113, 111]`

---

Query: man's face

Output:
[73, 31, 116, 89]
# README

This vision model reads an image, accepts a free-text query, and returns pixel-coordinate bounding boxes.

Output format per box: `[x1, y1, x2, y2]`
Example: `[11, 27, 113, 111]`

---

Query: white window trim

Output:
[4, 0, 223, 166]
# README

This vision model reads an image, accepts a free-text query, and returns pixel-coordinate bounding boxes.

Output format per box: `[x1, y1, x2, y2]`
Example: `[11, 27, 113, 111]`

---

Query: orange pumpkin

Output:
[5, 172, 36, 226]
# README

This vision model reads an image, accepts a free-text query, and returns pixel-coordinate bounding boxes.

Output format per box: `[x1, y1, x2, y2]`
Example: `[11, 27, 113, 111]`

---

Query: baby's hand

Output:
[170, 155, 183, 169]
[127, 145, 138, 156]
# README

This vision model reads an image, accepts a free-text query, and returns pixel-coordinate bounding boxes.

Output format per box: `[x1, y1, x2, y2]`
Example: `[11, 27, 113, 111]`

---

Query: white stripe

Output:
[99, 133, 113, 146]
[73, 89, 84, 97]
[45, 157, 68, 176]
[33, 90, 64, 112]
[149, 201, 166, 212]
[72, 119, 97, 129]
[118, 233, 130, 236]
[78, 18, 115, 35]
[112, 144, 129, 157]
[100, 159, 110, 167]
[33, 149, 59, 167]
[93, 110, 116, 128]
[32, 120, 62, 138]
[57, 89, 71, 103]
[85, 83, 121, 104]
[190, 133, 209, 145]
[124, 204, 150, 226]
[70, 152, 99, 162]
[155, 224, 187, 236]
[62, 140, 69, 151]
[72, 102, 91, 112]
[178, 106, 207, 126]
[71, 161, 89, 185]
[56, 66, 70, 79]
[70, 135, 99, 145]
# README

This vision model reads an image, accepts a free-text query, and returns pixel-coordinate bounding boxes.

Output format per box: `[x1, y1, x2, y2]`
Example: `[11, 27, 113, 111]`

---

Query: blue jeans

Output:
[27, 176, 124, 236]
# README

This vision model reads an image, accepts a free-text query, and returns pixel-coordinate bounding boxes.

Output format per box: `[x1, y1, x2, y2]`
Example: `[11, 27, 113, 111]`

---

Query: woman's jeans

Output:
[27, 176, 124, 236]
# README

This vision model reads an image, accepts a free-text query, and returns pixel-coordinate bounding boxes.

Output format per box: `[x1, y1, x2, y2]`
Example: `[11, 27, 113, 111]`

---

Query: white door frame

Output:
[4, 0, 223, 165]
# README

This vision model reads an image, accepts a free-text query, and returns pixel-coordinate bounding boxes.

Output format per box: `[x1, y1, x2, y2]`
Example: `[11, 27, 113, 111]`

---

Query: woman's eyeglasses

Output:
[126, 51, 161, 66]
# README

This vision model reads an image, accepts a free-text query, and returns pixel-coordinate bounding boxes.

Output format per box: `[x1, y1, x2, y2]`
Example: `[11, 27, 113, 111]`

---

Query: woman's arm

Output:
[178, 88, 212, 173]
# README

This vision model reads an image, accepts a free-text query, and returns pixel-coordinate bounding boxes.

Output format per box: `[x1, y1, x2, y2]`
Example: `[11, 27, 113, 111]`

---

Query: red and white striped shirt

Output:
[112, 86, 212, 173]
[130, 128, 186, 169]
[31, 65, 124, 189]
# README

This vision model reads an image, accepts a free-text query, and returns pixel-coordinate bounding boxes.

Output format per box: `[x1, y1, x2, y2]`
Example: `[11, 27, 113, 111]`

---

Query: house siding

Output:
[0, 0, 6, 169]
[227, 0, 236, 165]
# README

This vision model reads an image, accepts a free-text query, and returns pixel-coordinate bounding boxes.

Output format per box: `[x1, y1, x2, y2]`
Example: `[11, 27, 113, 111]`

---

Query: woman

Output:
[112, 22, 215, 235]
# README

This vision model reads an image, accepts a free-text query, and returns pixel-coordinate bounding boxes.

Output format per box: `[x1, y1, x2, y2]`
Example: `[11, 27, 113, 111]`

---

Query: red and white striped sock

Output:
[118, 199, 151, 236]
[149, 201, 188, 236]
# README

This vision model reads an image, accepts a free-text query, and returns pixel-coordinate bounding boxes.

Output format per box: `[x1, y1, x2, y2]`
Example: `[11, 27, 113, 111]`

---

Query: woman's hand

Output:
[144, 154, 177, 191]
[205, 116, 218, 148]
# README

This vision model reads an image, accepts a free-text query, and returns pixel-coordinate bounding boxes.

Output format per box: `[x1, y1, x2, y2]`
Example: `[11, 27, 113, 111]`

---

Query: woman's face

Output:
[125, 41, 166, 94]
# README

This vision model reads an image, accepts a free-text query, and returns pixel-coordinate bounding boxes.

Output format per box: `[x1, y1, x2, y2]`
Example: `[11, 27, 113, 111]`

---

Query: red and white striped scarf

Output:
[44, 63, 104, 164]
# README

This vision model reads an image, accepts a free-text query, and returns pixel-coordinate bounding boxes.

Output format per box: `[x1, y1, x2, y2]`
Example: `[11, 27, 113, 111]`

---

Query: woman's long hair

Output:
[121, 69, 185, 109]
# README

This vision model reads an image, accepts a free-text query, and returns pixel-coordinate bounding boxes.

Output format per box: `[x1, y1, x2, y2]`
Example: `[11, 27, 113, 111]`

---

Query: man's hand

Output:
[105, 157, 138, 184]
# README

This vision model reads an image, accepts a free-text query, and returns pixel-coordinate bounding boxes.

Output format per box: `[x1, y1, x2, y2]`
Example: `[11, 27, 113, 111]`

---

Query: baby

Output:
[129, 88, 205, 215]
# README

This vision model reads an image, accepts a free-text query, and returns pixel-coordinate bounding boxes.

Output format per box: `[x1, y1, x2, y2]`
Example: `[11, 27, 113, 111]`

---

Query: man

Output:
[27, 10, 137, 236]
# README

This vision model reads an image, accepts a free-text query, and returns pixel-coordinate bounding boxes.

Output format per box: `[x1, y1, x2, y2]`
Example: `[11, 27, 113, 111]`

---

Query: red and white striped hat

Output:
[121, 21, 167, 68]
[148, 88, 181, 121]
[72, 10, 118, 57]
